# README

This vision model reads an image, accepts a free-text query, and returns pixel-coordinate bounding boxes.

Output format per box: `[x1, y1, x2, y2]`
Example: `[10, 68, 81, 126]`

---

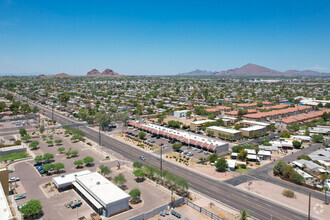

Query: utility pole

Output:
[99, 124, 101, 146]
[308, 192, 311, 220]
[52, 103, 54, 121]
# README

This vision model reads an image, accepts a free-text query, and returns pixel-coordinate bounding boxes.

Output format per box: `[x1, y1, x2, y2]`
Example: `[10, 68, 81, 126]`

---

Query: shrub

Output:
[240, 164, 246, 169]
[282, 189, 296, 199]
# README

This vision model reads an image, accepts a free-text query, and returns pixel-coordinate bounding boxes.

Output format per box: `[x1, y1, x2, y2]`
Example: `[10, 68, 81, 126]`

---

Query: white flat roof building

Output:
[53, 170, 91, 189]
[240, 120, 270, 127]
[191, 120, 215, 125]
[76, 172, 130, 217]
[0, 182, 13, 220]
[207, 126, 241, 134]
[240, 125, 266, 132]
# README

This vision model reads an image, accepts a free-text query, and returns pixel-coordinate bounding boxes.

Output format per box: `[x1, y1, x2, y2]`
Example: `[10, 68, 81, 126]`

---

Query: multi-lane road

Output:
[9, 94, 310, 220]
[35, 101, 310, 219]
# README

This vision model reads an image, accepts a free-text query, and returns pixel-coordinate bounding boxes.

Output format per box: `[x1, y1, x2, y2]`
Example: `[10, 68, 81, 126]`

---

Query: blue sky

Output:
[0, 0, 330, 75]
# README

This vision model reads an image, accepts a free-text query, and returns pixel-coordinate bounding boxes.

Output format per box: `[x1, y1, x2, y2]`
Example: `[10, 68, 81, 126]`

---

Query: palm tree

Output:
[240, 210, 250, 220]
[254, 146, 260, 164]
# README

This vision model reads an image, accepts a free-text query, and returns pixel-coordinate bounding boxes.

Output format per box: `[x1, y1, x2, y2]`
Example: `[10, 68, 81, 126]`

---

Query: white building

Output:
[76, 172, 130, 217]
[173, 110, 189, 118]
[53, 171, 130, 217]
[53, 170, 91, 189]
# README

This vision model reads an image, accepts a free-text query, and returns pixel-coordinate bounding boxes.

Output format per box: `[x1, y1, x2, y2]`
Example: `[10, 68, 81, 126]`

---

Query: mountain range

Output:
[178, 63, 330, 77]
[178, 69, 217, 76]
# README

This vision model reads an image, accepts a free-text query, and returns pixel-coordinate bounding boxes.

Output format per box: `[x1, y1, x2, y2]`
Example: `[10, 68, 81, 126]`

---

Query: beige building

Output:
[206, 126, 242, 140]
[0, 167, 9, 196]
[240, 125, 267, 138]
[190, 120, 215, 131]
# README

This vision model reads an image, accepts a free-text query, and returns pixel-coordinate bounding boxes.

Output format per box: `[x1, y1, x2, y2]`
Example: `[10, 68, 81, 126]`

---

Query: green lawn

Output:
[235, 167, 252, 174]
[0, 152, 28, 162]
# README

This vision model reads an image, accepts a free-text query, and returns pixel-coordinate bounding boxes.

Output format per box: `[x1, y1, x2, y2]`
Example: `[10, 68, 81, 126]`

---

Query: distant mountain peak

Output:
[215, 63, 284, 76]
[178, 69, 216, 76]
[87, 68, 121, 77]
[87, 69, 101, 76]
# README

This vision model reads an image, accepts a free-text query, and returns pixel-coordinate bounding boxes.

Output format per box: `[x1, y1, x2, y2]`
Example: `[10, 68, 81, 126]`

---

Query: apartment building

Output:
[240, 125, 268, 138]
[206, 126, 242, 140]
[243, 105, 312, 122]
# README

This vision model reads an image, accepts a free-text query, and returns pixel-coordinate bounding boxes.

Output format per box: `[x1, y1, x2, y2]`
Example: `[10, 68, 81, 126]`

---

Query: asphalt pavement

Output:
[25, 98, 310, 220]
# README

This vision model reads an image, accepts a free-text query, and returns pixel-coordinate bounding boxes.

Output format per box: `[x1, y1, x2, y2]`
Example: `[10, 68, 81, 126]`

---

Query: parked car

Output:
[193, 148, 197, 151]
[8, 169, 14, 173]
[34, 162, 43, 167]
[14, 194, 26, 200]
[9, 177, 20, 183]
[204, 152, 209, 155]
[171, 209, 181, 218]
[198, 149, 202, 153]
[139, 156, 146, 161]
[160, 210, 166, 217]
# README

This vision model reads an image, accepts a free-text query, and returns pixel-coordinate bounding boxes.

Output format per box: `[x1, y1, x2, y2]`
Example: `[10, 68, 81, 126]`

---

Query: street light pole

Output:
[52, 103, 54, 121]
[99, 124, 101, 146]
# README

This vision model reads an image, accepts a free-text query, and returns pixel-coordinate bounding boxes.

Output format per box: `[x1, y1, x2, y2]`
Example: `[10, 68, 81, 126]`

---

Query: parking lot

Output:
[127, 129, 212, 160]
[8, 129, 174, 219]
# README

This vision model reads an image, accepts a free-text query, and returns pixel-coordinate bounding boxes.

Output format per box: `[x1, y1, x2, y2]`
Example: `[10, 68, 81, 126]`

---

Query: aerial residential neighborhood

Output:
[1, 1, 330, 220]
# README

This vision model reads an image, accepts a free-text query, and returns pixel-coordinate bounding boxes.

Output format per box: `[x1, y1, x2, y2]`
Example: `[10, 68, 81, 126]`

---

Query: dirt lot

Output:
[238, 180, 330, 220]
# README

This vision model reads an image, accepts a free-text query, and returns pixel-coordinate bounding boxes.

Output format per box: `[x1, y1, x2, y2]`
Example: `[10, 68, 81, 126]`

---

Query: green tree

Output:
[273, 160, 286, 176]
[34, 155, 43, 163]
[133, 162, 143, 169]
[74, 160, 83, 168]
[292, 140, 302, 149]
[58, 93, 70, 103]
[238, 150, 248, 161]
[71, 136, 80, 142]
[83, 156, 94, 166]
[21, 135, 31, 142]
[19, 199, 42, 218]
[138, 131, 146, 139]
[99, 165, 111, 176]
[43, 163, 54, 172]
[172, 142, 182, 151]
[53, 163, 65, 173]
[55, 139, 63, 145]
[43, 153, 54, 163]
[133, 169, 145, 182]
[239, 210, 250, 220]
[312, 134, 324, 143]
[215, 158, 228, 172]
[129, 188, 141, 204]
[114, 173, 127, 187]
[29, 141, 39, 150]
[280, 131, 291, 138]
[46, 140, 53, 147]
[208, 153, 218, 163]
[57, 147, 65, 154]
[41, 134, 47, 140]
[19, 128, 27, 137]
[96, 112, 111, 131]
[71, 150, 79, 157]
[39, 125, 45, 134]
